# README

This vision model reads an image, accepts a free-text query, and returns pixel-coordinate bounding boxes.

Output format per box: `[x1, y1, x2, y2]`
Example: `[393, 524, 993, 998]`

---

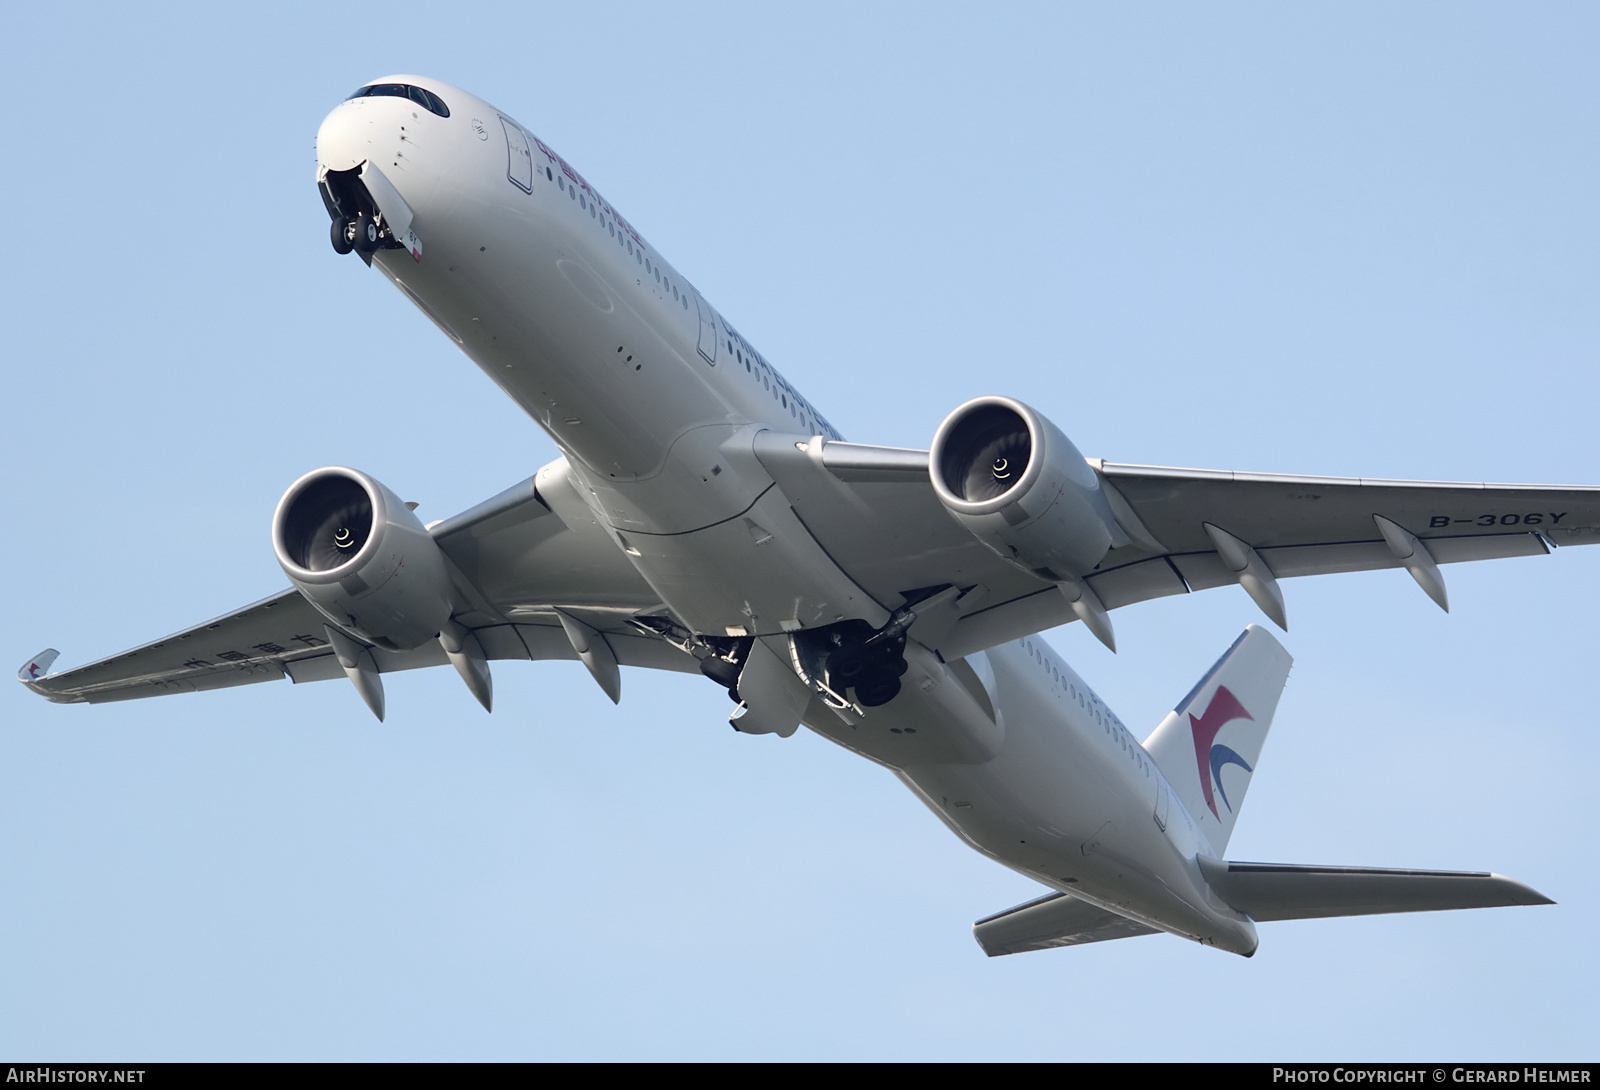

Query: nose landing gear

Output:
[330, 213, 382, 256]
[330, 217, 355, 255]
[354, 212, 380, 253]
[322, 164, 405, 260]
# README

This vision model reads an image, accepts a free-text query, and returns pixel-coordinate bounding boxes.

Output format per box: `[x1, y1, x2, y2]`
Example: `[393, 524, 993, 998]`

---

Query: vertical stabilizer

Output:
[1145, 625, 1292, 854]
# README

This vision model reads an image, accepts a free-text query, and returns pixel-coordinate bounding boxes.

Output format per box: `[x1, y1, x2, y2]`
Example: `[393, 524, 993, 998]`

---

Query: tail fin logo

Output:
[1189, 685, 1255, 819]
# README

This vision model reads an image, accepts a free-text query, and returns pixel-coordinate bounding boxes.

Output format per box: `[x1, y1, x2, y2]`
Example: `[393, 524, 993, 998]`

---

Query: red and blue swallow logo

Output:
[1189, 685, 1254, 819]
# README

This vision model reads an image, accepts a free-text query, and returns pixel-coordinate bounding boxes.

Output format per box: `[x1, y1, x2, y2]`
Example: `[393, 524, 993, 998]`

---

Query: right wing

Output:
[1084, 458, 1600, 605]
[20, 465, 692, 706]
[753, 435, 1600, 657]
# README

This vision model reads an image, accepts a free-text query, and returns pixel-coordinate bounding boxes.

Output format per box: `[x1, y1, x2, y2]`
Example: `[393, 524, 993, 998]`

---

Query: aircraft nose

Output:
[317, 102, 373, 172]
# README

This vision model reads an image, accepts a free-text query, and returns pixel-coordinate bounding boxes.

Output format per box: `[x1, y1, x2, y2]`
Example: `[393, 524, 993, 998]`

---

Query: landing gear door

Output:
[358, 162, 422, 261]
[501, 117, 533, 193]
[691, 288, 718, 365]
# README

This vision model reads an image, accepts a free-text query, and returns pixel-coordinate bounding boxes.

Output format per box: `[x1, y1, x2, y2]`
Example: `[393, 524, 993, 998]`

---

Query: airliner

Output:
[20, 75, 1581, 956]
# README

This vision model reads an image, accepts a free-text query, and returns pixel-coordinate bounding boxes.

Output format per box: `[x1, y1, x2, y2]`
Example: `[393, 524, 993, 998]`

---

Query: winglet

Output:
[17, 648, 60, 690]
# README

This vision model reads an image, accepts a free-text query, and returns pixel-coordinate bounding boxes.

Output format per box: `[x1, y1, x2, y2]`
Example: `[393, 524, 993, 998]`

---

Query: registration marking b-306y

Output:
[1428, 513, 1568, 528]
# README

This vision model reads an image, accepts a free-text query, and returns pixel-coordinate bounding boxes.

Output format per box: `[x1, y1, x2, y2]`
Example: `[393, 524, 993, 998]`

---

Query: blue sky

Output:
[3, 1, 1595, 1060]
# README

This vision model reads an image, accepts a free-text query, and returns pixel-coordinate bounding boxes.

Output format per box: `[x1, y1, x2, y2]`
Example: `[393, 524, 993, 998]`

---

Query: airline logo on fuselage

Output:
[1188, 685, 1255, 819]
[527, 132, 645, 247]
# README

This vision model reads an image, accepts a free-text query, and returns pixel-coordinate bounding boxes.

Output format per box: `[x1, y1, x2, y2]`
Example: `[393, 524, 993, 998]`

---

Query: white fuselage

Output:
[316, 78, 1257, 954]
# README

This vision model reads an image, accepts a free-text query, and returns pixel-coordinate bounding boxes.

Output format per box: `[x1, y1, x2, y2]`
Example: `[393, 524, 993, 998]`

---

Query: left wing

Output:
[752, 434, 1600, 656]
[20, 469, 692, 706]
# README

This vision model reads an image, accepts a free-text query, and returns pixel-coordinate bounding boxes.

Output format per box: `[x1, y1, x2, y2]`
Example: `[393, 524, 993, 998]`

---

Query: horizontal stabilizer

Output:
[1200, 858, 1553, 922]
[973, 891, 1159, 956]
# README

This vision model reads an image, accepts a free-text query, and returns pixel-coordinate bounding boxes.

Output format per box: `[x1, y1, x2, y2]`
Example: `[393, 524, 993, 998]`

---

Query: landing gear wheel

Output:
[855, 674, 902, 708]
[330, 218, 354, 255]
[698, 655, 741, 692]
[825, 646, 871, 687]
[353, 212, 379, 254]
[826, 640, 910, 700]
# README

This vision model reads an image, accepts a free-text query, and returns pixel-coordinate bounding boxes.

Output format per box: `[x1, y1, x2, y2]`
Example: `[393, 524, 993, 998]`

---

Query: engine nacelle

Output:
[929, 396, 1121, 579]
[272, 467, 455, 651]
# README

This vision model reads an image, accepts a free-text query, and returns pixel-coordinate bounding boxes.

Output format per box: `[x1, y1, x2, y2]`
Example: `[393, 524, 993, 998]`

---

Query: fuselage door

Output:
[691, 288, 718, 365]
[501, 118, 533, 193]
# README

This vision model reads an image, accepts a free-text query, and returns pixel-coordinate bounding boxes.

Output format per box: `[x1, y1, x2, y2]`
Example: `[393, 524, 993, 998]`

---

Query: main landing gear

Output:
[632, 609, 921, 712]
[627, 616, 753, 704]
[817, 610, 913, 708]
[697, 647, 745, 701]
[686, 615, 915, 710]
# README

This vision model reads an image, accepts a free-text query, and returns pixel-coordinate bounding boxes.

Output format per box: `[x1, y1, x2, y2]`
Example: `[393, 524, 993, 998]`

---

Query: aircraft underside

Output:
[18, 74, 1564, 957]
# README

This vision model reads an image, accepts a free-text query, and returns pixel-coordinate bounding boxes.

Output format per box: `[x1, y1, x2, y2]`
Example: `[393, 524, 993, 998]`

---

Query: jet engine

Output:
[272, 467, 455, 651]
[929, 396, 1122, 580]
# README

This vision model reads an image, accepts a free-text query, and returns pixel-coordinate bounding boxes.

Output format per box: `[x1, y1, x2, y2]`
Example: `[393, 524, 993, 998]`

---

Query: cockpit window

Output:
[345, 83, 450, 118]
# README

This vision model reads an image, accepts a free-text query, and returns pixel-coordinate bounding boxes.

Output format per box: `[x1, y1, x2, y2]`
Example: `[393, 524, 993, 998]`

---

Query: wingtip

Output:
[17, 648, 61, 687]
